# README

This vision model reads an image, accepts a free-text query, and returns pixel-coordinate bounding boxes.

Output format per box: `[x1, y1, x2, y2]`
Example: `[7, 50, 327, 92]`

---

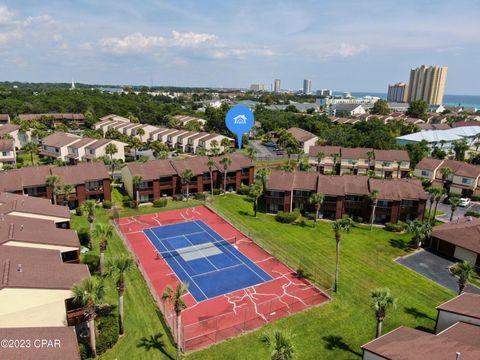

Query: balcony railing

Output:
[66, 307, 85, 326]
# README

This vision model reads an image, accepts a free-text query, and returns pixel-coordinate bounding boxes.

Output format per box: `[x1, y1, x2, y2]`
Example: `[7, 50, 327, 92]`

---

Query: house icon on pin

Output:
[234, 114, 247, 124]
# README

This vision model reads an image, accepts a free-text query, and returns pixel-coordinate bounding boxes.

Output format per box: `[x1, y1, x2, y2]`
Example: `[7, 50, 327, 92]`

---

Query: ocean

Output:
[344, 92, 480, 109]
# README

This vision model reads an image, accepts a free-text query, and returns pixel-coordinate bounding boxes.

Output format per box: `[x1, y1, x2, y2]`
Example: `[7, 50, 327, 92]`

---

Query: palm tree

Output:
[316, 152, 325, 173]
[106, 256, 134, 335]
[72, 277, 105, 357]
[180, 169, 193, 200]
[308, 193, 325, 225]
[129, 137, 143, 160]
[432, 187, 446, 222]
[371, 288, 397, 338]
[92, 223, 114, 276]
[245, 146, 257, 161]
[46, 175, 62, 205]
[205, 158, 216, 198]
[105, 143, 118, 177]
[332, 217, 351, 292]
[256, 168, 271, 194]
[405, 220, 432, 248]
[81, 200, 97, 247]
[395, 160, 403, 178]
[439, 166, 453, 189]
[450, 261, 475, 295]
[248, 182, 263, 217]
[368, 189, 380, 230]
[132, 175, 143, 202]
[381, 161, 389, 178]
[22, 142, 38, 165]
[367, 150, 375, 168]
[219, 157, 232, 194]
[136, 127, 145, 141]
[220, 137, 231, 152]
[162, 283, 188, 360]
[448, 196, 461, 222]
[260, 329, 295, 360]
[210, 139, 220, 156]
[150, 141, 169, 159]
[60, 183, 74, 206]
[426, 187, 438, 220]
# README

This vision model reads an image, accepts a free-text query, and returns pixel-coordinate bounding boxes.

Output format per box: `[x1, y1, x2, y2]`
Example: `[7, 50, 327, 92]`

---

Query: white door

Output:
[454, 246, 478, 265]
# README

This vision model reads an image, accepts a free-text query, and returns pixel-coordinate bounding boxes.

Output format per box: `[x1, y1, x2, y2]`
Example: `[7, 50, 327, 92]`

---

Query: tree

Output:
[150, 141, 169, 159]
[260, 330, 295, 360]
[256, 168, 271, 194]
[308, 193, 324, 225]
[219, 157, 232, 194]
[81, 200, 97, 246]
[105, 143, 118, 177]
[394, 160, 403, 178]
[368, 189, 380, 230]
[132, 175, 143, 202]
[244, 146, 257, 161]
[406, 140, 430, 168]
[316, 152, 325, 172]
[180, 169, 193, 200]
[332, 217, 351, 292]
[405, 220, 432, 248]
[72, 277, 105, 357]
[221, 137, 231, 152]
[248, 182, 263, 217]
[210, 139, 220, 156]
[22, 142, 38, 165]
[162, 283, 188, 360]
[136, 127, 145, 140]
[107, 255, 134, 335]
[46, 175, 62, 205]
[92, 223, 114, 276]
[450, 261, 475, 294]
[432, 187, 446, 222]
[371, 288, 397, 338]
[205, 158, 216, 198]
[60, 183, 74, 206]
[448, 196, 461, 222]
[452, 140, 469, 161]
[129, 137, 143, 160]
[426, 186, 442, 220]
[406, 99, 428, 120]
[371, 99, 391, 115]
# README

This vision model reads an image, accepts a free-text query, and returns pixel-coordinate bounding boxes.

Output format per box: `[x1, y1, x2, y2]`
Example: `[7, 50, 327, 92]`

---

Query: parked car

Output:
[459, 198, 471, 207]
[276, 150, 284, 155]
[263, 142, 276, 148]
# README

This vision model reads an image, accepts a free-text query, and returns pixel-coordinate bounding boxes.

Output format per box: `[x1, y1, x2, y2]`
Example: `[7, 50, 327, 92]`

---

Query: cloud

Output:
[0, 5, 14, 26]
[303, 42, 368, 59]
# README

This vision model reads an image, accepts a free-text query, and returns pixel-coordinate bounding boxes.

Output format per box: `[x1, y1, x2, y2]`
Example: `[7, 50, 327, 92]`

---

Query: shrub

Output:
[471, 195, 480, 202]
[153, 198, 168, 208]
[128, 200, 139, 209]
[465, 211, 480, 218]
[213, 188, 222, 196]
[102, 200, 112, 209]
[78, 341, 91, 360]
[236, 184, 250, 195]
[75, 207, 84, 216]
[385, 222, 405, 232]
[82, 254, 99, 274]
[122, 195, 132, 207]
[96, 315, 119, 355]
[275, 209, 300, 224]
[77, 229, 90, 247]
[172, 194, 183, 201]
[195, 193, 207, 200]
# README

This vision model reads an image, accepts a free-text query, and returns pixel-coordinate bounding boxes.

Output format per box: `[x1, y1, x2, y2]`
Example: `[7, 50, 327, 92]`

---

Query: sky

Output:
[1, 0, 480, 94]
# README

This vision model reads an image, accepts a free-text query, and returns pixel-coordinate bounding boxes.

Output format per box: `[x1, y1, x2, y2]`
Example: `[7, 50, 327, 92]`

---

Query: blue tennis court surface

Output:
[144, 220, 272, 301]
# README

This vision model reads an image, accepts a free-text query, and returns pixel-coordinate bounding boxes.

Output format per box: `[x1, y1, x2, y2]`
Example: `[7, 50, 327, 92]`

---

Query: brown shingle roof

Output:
[0, 192, 70, 219]
[41, 132, 81, 147]
[0, 246, 89, 290]
[213, 153, 253, 172]
[18, 113, 85, 121]
[341, 147, 373, 159]
[0, 114, 10, 121]
[68, 137, 96, 149]
[361, 323, 480, 360]
[415, 157, 444, 171]
[369, 178, 427, 201]
[374, 149, 409, 162]
[441, 159, 480, 179]
[0, 124, 19, 135]
[308, 145, 341, 157]
[266, 171, 295, 191]
[126, 160, 177, 180]
[0, 327, 81, 360]
[51, 162, 109, 184]
[437, 293, 480, 320]
[286, 127, 317, 142]
[171, 156, 210, 176]
[85, 138, 112, 150]
[0, 139, 14, 152]
[433, 217, 480, 254]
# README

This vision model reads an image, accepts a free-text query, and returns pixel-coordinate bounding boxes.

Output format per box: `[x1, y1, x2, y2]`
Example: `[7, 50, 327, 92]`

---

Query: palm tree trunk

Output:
[110, 154, 114, 178]
[450, 209, 454, 222]
[433, 200, 440, 223]
[427, 200, 434, 220]
[210, 170, 214, 198]
[30, 152, 34, 165]
[334, 236, 340, 292]
[119, 292, 125, 335]
[89, 318, 97, 357]
[176, 313, 182, 360]
[254, 198, 257, 217]
[370, 205, 376, 230]
[376, 319, 383, 338]
[223, 171, 227, 194]
[186, 183, 189, 200]
[100, 251, 105, 276]
[315, 206, 319, 224]
[458, 281, 465, 295]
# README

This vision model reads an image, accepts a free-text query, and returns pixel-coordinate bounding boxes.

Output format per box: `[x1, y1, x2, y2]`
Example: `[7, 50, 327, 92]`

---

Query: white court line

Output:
[180, 234, 220, 271]
[191, 263, 245, 278]
[144, 228, 208, 301]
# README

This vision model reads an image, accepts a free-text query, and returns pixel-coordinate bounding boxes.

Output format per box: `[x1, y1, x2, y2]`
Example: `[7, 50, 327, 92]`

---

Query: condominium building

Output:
[303, 79, 312, 95]
[407, 65, 448, 105]
[387, 82, 408, 103]
[274, 79, 281, 93]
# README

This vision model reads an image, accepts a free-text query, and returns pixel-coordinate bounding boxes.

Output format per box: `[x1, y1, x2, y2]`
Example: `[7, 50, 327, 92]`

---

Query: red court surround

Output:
[116, 205, 330, 351]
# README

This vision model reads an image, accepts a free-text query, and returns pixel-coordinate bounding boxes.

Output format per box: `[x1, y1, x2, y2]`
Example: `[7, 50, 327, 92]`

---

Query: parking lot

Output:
[432, 200, 480, 222]
[249, 140, 288, 161]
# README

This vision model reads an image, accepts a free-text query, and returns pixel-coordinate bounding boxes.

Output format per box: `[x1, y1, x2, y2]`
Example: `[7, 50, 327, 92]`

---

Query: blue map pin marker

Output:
[225, 105, 254, 149]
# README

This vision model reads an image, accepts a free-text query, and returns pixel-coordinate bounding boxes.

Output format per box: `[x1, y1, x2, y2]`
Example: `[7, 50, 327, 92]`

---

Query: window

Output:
[86, 180, 103, 191]
[462, 178, 473, 185]
[401, 200, 414, 206]
[377, 200, 391, 207]
[364, 160, 369, 164]
[241, 168, 250, 176]
[2, 151, 7, 156]
[267, 191, 283, 198]
[346, 195, 362, 202]
[421, 170, 429, 176]
[294, 190, 310, 197]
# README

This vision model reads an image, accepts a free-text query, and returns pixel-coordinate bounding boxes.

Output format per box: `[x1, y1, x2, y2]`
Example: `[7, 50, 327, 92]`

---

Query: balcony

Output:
[66, 307, 85, 326]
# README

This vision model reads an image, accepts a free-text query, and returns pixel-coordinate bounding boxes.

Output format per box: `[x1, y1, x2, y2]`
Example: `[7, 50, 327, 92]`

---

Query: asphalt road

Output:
[397, 250, 480, 294]
[430, 200, 480, 222]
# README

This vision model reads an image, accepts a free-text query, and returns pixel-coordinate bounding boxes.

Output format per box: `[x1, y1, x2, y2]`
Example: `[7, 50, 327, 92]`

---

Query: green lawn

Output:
[187, 195, 454, 360]
[83, 193, 455, 360]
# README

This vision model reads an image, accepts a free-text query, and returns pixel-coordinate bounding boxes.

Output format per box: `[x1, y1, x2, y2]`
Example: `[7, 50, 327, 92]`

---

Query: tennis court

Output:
[144, 220, 272, 301]
[116, 206, 330, 351]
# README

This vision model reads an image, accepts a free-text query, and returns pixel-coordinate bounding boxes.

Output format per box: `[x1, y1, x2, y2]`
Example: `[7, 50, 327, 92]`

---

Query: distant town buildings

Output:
[407, 65, 448, 105]
[249, 84, 269, 91]
[387, 82, 408, 103]
[274, 79, 281, 93]
[317, 89, 333, 97]
[303, 79, 312, 95]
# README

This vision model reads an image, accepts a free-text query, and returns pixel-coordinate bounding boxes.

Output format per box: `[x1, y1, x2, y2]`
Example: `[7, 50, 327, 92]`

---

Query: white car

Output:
[459, 198, 471, 207]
